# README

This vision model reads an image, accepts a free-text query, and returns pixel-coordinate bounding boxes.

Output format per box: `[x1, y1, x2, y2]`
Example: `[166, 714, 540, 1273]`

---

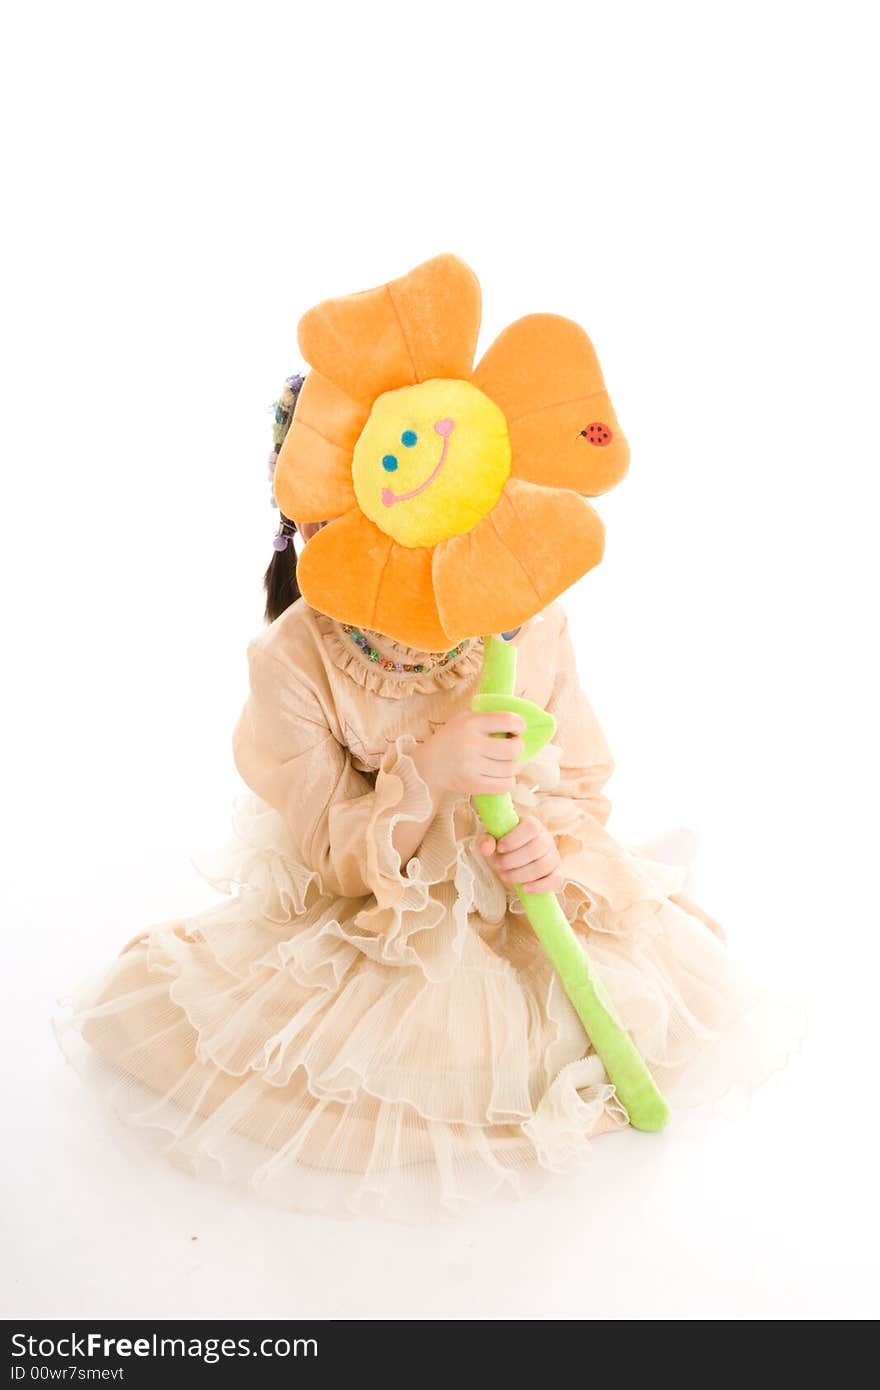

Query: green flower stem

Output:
[472, 635, 669, 1133]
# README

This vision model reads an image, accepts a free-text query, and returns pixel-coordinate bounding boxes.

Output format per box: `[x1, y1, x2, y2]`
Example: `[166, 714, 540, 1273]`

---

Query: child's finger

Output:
[482, 736, 524, 763]
[473, 711, 525, 737]
[496, 817, 541, 853]
[497, 840, 551, 873]
[476, 834, 496, 857]
[477, 757, 520, 780]
[520, 870, 565, 895]
[472, 775, 517, 795]
[499, 849, 558, 884]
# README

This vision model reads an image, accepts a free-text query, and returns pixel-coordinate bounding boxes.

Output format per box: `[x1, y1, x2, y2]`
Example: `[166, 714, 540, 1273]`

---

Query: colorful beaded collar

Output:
[340, 622, 472, 675]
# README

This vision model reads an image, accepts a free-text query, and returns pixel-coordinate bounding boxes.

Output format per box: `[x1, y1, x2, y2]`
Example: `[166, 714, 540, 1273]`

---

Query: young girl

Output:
[65, 232, 794, 1214]
[56, 371, 777, 1219]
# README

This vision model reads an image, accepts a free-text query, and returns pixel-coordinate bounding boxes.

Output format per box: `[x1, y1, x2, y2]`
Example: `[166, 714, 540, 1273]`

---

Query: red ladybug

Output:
[579, 422, 613, 447]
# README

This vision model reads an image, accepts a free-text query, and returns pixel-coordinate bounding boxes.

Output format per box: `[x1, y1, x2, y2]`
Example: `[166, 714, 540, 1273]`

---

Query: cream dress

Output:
[57, 600, 778, 1217]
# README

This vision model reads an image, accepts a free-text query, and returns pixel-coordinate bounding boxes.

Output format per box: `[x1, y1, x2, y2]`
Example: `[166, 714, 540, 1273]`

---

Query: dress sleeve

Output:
[231, 640, 434, 901]
[526, 613, 686, 922]
[543, 612, 615, 834]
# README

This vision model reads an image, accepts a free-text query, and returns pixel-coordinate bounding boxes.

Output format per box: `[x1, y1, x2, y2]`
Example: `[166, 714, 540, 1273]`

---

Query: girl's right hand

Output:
[413, 710, 525, 797]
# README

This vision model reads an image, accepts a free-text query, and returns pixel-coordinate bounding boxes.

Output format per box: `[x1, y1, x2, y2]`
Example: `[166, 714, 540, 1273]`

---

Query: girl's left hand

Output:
[476, 815, 564, 895]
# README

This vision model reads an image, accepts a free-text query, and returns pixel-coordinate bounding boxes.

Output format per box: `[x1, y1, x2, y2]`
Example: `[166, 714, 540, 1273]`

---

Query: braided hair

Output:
[263, 374, 305, 622]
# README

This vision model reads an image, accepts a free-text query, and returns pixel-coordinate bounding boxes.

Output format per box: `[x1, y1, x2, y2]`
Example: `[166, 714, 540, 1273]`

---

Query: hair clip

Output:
[272, 521, 297, 552]
[267, 372, 306, 508]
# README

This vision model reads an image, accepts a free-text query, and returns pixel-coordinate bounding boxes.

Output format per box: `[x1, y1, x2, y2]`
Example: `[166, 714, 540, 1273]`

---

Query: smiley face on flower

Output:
[273, 255, 629, 650]
[352, 379, 512, 548]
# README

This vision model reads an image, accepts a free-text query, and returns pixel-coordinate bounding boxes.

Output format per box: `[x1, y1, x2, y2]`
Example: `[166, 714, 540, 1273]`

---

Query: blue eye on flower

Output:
[401, 430, 418, 447]
[382, 454, 399, 472]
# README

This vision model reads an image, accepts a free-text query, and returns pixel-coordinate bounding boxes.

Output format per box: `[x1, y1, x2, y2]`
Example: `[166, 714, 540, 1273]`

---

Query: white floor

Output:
[4, 0, 879, 1327]
[4, 845, 878, 1322]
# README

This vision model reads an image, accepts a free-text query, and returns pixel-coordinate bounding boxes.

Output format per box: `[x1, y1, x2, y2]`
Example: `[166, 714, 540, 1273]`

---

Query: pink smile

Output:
[382, 418, 455, 507]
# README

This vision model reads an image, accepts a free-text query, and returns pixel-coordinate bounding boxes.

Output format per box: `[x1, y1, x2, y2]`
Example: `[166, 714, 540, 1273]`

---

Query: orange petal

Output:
[297, 254, 481, 404]
[273, 371, 366, 522]
[433, 478, 605, 641]
[297, 510, 449, 651]
[473, 314, 629, 496]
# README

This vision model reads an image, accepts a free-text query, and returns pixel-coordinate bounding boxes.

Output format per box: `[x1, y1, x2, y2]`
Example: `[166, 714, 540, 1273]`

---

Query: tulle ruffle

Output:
[56, 738, 795, 1220]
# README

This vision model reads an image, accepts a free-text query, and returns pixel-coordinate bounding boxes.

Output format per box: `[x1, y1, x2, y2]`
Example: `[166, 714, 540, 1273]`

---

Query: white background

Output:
[3, 0, 879, 1321]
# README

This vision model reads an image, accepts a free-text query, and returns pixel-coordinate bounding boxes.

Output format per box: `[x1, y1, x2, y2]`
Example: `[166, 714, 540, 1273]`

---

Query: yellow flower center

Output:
[351, 378, 511, 548]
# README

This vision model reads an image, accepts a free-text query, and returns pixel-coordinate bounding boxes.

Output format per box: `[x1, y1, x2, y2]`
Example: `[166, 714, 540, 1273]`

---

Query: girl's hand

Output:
[413, 710, 525, 797]
[477, 815, 565, 895]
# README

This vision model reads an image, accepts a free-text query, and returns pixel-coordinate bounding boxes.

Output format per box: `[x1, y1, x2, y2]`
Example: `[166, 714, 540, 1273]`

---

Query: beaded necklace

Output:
[340, 622, 471, 675]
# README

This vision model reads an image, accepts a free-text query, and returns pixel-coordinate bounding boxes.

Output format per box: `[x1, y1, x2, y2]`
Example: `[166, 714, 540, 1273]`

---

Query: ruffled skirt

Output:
[55, 792, 790, 1219]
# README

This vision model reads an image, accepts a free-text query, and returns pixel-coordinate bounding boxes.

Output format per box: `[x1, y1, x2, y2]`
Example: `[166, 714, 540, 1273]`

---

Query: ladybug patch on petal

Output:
[579, 422, 613, 447]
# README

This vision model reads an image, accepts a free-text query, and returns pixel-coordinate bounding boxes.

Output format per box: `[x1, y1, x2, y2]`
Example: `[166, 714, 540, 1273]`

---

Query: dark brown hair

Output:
[263, 373, 306, 623]
[263, 517, 301, 623]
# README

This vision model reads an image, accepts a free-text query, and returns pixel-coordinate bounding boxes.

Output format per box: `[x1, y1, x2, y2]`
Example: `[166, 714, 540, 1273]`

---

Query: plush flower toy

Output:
[273, 254, 668, 1131]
